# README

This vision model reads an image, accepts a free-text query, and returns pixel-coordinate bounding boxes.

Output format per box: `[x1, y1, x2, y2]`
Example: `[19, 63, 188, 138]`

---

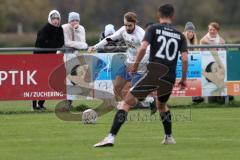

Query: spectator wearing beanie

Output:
[62, 12, 89, 108]
[183, 22, 204, 104]
[97, 24, 126, 53]
[100, 24, 116, 40]
[62, 12, 88, 51]
[183, 22, 198, 47]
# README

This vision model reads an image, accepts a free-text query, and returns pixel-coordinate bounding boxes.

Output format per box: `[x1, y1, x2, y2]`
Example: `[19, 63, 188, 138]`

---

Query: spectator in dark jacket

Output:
[32, 10, 64, 110]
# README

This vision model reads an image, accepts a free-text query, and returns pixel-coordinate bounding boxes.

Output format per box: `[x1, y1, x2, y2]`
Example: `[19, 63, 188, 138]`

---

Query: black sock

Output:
[68, 100, 72, 105]
[110, 110, 128, 136]
[32, 101, 37, 108]
[38, 100, 45, 107]
[160, 111, 172, 136]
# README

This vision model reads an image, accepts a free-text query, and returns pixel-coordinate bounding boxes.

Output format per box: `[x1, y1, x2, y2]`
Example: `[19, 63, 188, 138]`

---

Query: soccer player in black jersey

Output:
[94, 4, 188, 147]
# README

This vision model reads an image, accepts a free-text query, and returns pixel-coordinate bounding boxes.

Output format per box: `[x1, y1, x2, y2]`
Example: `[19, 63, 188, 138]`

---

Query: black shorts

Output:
[130, 63, 176, 103]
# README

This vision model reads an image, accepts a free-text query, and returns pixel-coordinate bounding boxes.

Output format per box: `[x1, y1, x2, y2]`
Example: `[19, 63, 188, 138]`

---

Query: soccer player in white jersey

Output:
[88, 12, 152, 107]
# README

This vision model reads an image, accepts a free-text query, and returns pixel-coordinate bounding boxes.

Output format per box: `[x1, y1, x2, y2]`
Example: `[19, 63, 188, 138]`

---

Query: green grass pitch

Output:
[0, 98, 240, 160]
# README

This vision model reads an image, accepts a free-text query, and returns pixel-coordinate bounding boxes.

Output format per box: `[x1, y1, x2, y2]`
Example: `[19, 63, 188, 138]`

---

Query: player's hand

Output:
[88, 46, 96, 53]
[127, 64, 137, 74]
[178, 79, 187, 90]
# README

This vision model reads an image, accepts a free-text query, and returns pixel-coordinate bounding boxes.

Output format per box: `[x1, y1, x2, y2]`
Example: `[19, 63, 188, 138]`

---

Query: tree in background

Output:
[1, 0, 240, 32]
[49, 0, 240, 31]
[0, 0, 51, 32]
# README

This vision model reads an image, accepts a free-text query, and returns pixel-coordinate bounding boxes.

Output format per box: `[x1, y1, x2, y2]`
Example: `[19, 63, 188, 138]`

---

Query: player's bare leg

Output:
[156, 99, 176, 144]
[94, 92, 137, 147]
[149, 97, 157, 115]
[113, 75, 148, 109]
[113, 76, 127, 101]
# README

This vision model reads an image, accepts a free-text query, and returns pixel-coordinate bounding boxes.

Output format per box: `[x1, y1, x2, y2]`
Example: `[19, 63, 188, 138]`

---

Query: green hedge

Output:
[0, 33, 36, 47]
[0, 33, 100, 47]
[1, 32, 239, 48]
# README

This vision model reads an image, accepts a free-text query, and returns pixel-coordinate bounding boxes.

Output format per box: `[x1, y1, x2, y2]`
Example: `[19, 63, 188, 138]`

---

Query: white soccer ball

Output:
[82, 109, 97, 124]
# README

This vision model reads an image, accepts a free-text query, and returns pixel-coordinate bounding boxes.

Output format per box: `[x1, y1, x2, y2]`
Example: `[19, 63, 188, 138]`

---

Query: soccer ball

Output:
[82, 109, 97, 124]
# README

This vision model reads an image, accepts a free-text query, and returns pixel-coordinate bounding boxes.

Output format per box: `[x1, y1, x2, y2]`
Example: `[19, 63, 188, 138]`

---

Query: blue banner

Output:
[176, 52, 201, 78]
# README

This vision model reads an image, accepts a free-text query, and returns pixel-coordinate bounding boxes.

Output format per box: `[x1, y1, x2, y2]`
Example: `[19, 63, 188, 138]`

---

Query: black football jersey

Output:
[143, 23, 187, 74]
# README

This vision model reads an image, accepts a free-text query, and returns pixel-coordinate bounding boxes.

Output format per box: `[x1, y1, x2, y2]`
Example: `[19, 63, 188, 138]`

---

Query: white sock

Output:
[107, 133, 115, 142]
[145, 96, 154, 103]
[166, 134, 172, 138]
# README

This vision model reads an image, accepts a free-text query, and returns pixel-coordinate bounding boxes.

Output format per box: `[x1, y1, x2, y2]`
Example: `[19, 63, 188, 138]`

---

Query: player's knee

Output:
[156, 98, 167, 110]
[158, 103, 168, 112]
[125, 99, 135, 107]
[118, 101, 131, 112]
[158, 103, 165, 109]
[113, 86, 120, 94]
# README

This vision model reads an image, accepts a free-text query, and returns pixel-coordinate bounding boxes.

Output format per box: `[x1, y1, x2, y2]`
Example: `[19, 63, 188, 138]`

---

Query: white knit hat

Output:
[104, 24, 115, 37]
[48, 10, 61, 24]
[68, 12, 80, 22]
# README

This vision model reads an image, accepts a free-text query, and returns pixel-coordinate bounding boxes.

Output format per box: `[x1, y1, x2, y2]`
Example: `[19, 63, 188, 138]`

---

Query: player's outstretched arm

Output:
[87, 37, 110, 53]
[88, 27, 124, 53]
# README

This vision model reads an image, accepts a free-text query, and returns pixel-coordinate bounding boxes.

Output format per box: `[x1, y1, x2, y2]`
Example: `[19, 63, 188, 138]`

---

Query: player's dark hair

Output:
[124, 12, 138, 23]
[158, 4, 174, 18]
[205, 61, 215, 82]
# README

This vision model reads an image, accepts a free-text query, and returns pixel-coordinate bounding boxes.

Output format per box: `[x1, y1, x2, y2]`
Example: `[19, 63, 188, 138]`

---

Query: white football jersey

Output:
[95, 25, 149, 72]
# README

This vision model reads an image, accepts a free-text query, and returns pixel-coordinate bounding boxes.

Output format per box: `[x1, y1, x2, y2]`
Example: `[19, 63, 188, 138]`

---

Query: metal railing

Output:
[0, 44, 239, 53]
[0, 46, 129, 52]
[188, 44, 240, 49]
[0, 47, 75, 52]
